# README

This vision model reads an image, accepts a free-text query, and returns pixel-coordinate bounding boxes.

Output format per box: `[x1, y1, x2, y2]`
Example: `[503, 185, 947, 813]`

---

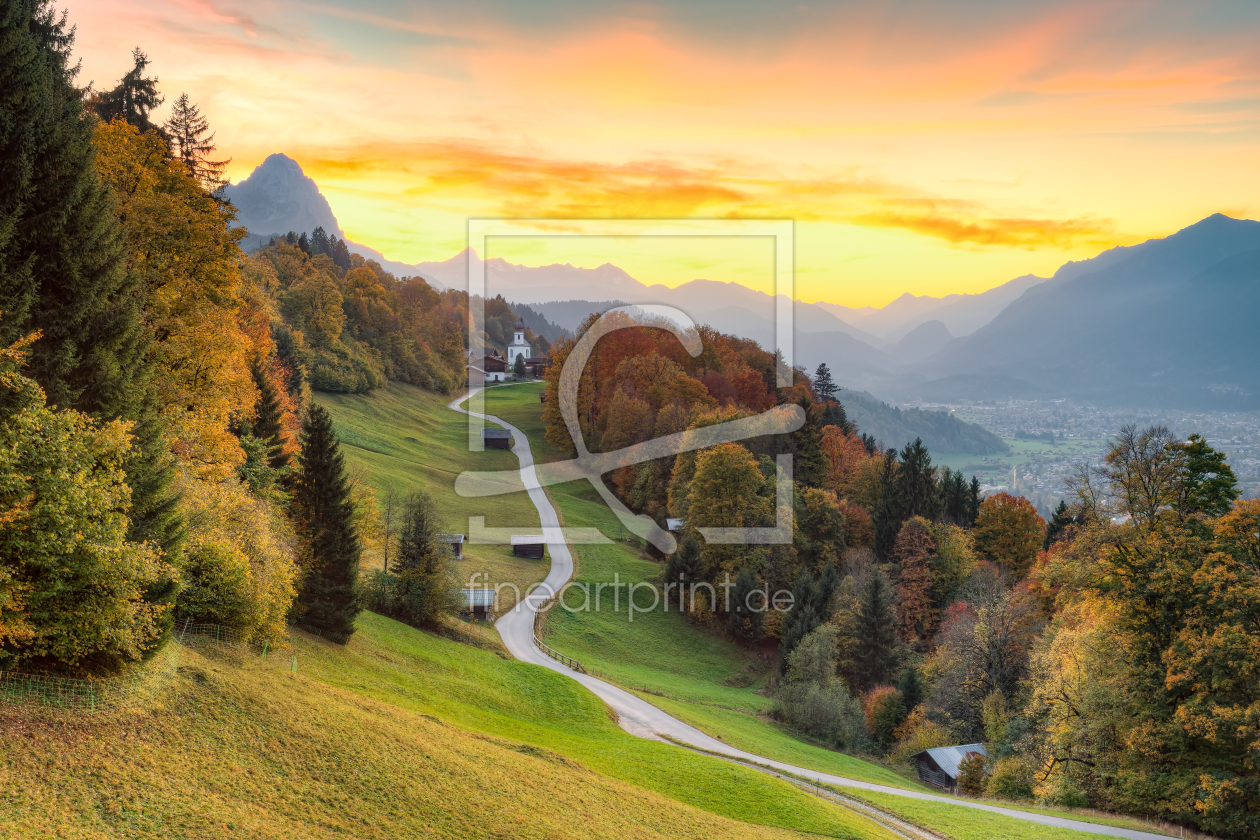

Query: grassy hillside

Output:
[1, 615, 904, 839]
[315, 382, 548, 610]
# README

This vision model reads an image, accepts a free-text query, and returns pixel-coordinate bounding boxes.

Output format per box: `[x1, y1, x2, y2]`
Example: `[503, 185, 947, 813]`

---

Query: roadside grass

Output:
[292, 612, 898, 840]
[0, 637, 889, 840]
[315, 382, 546, 610]
[474, 381, 571, 463]
[852, 791, 1154, 840]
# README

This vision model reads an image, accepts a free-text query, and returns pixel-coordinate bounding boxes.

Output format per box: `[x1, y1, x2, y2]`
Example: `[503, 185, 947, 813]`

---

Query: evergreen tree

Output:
[390, 490, 455, 626]
[249, 354, 289, 470]
[310, 226, 329, 256]
[813, 363, 836, 403]
[968, 476, 982, 526]
[90, 47, 164, 134]
[778, 563, 840, 671]
[514, 353, 527, 379]
[664, 532, 706, 596]
[0, 1, 175, 556]
[163, 92, 228, 190]
[1176, 433, 1238, 518]
[794, 395, 827, 488]
[897, 666, 925, 711]
[898, 437, 939, 520]
[860, 432, 878, 455]
[726, 566, 764, 643]
[873, 449, 902, 560]
[329, 235, 353, 272]
[293, 404, 361, 642]
[297, 231, 309, 253]
[812, 362, 850, 430]
[1044, 499, 1072, 549]
[852, 570, 898, 691]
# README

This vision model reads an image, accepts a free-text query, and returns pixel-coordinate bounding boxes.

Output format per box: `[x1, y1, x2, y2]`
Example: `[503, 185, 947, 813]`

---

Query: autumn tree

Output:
[292, 404, 362, 642]
[0, 335, 172, 670]
[893, 517, 937, 647]
[973, 493, 1045, 579]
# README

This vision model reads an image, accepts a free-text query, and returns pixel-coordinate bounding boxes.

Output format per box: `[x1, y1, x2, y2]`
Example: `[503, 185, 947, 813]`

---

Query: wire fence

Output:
[0, 622, 297, 713]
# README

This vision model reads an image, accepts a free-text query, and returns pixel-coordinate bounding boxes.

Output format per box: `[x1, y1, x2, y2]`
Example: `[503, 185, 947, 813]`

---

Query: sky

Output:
[70, 0, 1260, 307]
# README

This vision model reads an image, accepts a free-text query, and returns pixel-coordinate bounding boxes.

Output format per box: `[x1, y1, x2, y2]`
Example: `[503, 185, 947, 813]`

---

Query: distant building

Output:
[482, 428, 512, 450]
[911, 743, 986, 792]
[468, 349, 508, 383]
[460, 588, 496, 620]
[507, 319, 531, 367]
[437, 533, 464, 560]
[511, 535, 546, 559]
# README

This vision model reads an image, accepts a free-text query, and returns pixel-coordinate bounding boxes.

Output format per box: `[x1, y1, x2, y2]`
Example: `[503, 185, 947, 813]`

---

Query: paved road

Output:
[450, 386, 1172, 840]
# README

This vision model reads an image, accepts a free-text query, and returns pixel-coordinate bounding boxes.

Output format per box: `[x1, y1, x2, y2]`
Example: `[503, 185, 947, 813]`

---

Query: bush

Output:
[889, 706, 958, 763]
[863, 686, 907, 750]
[174, 473, 299, 646]
[774, 624, 869, 750]
[358, 491, 458, 628]
[1041, 776, 1090, 808]
[985, 756, 1035, 801]
[956, 752, 987, 796]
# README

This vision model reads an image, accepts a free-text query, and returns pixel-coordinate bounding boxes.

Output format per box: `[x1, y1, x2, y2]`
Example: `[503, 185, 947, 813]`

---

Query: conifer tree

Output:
[813, 363, 837, 403]
[293, 404, 361, 642]
[163, 92, 228, 190]
[897, 666, 924, 711]
[852, 570, 898, 691]
[968, 476, 982, 526]
[794, 395, 827, 488]
[0, 1, 176, 556]
[249, 354, 288, 470]
[726, 566, 764, 643]
[309, 226, 329, 256]
[90, 47, 164, 134]
[391, 490, 456, 626]
[1044, 499, 1072, 549]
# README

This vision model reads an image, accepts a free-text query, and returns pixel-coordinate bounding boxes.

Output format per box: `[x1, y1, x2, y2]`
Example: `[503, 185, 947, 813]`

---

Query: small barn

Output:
[461, 588, 496, 620]
[511, 535, 546, 559]
[437, 533, 464, 559]
[482, 428, 511, 450]
[910, 743, 986, 792]
[666, 518, 685, 533]
[524, 356, 550, 378]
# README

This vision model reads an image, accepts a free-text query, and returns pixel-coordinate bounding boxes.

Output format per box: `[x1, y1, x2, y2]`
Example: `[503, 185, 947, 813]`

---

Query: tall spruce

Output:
[897, 437, 939, 520]
[249, 354, 288, 470]
[793, 395, 827, 488]
[872, 448, 902, 560]
[90, 47, 164, 134]
[391, 490, 455, 626]
[163, 92, 228, 190]
[0, 1, 178, 558]
[293, 403, 362, 642]
[852, 570, 898, 691]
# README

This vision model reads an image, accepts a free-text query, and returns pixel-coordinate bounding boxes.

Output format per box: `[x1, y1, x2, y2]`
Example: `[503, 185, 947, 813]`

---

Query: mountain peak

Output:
[224, 153, 343, 241]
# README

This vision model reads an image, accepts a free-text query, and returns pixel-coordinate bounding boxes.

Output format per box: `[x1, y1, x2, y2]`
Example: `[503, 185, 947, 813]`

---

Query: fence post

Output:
[89, 683, 95, 712]
[216, 625, 221, 644]
[179, 617, 191, 644]
[262, 641, 269, 659]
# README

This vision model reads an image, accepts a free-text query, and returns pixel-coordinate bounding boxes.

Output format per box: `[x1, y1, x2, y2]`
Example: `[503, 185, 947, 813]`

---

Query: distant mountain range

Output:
[224, 154, 1260, 412]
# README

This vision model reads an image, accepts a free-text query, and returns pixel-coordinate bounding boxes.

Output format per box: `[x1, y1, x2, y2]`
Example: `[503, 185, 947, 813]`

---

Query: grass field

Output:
[0, 616, 901, 839]
[315, 383, 548, 611]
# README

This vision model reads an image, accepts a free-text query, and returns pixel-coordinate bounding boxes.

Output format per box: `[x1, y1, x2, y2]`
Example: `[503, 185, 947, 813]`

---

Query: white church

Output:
[507, 318, 532, 367]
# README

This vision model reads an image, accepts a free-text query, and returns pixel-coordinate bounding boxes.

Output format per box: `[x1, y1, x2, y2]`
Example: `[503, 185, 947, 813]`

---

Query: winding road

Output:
[450, 386, 1172, 840]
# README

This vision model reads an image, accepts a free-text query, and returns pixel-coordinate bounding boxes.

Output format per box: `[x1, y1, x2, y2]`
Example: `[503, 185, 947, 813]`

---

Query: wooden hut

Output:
[511, 535, 546, 559]
[666, 518, 685, 533]
[910, 743, 986, 792]
[482, 428, 511, 450]
[437, 533, 464, 559]
[461, 588, 496, 620]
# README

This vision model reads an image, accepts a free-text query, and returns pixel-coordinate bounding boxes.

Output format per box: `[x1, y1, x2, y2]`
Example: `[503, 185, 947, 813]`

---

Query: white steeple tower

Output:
[507, 317, 531, 366]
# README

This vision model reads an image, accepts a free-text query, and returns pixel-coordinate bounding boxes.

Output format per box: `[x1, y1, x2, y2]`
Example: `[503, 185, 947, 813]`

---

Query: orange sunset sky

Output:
[70, 0, 1260, 306]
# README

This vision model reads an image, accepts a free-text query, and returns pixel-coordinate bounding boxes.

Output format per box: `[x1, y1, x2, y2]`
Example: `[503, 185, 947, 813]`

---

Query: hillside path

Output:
[449, 386, 1171, 840]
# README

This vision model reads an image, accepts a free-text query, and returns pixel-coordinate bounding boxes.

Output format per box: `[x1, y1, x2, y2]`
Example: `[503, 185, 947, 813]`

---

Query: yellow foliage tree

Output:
[93, 119, 256, 480]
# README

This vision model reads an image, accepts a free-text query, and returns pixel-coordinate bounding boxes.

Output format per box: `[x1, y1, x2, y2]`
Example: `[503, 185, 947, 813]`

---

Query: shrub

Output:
[956, 752, 987, 796]
[889, 706, 958, 763]
[863, 685, 907, 749]
[985, 756, 1035, 801]
[175, 472, 299, 646]
[775, 624, 869, 750]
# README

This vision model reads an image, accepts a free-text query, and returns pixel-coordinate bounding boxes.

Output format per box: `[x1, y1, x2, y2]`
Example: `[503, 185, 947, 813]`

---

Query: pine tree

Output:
[852, 570, 898, 691]
[873, 449, 902, 560]
[513, 353, 527, 379]
[0, 2, 176, 557]
[90, 47, 164, 134]
[897, 666, 924, 711]
[968, 476, 982, 526]
[293, 404, 362, 642]
[726, 566, 763, 643]
[249, 354, 288, 470]
[329, 236, 352, 271]
[297, 231, 309, 253]
[813, 363, 836, 403]
[391, 490, 455, 626]
[794, 395, 827, 488]
[163, 92, 228, 190]
[1044, 499, 1072, 549]
[898, 437, 939, 520]
[309, 226, 329, 256]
